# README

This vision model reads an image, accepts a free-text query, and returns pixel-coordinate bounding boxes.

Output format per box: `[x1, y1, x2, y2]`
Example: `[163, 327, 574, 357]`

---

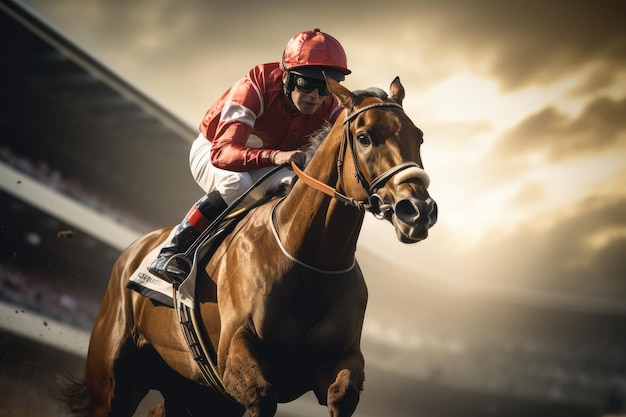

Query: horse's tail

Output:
[57, 371, 92, 417]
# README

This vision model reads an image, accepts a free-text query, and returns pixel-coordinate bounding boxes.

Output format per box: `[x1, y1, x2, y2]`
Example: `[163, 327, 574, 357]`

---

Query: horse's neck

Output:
[275, 140, 364, 270]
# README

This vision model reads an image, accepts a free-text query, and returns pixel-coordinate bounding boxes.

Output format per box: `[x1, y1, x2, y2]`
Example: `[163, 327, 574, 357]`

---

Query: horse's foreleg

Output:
[85, 291, 125, 417]
[147, 404, 165, 417]
[222, 326, 277, 417]
[316, 351, 365, 417]
[327, 368, 362, 417]
[86, 323, 149, 417]
[85, 272, 150, 417]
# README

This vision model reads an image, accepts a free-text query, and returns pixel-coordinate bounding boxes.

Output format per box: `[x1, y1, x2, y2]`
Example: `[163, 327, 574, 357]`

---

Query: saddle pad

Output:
[126, 227, 179, 308]
[127, 218, 236, 309]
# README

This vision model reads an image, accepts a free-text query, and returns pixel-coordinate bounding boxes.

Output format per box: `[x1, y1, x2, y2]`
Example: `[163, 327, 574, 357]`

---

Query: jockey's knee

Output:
[217, 172, 253, 205]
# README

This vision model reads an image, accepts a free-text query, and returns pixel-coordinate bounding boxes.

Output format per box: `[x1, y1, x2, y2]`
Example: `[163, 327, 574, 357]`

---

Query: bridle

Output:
[273, 100, 428, 274]
[292, 100, 427, 219]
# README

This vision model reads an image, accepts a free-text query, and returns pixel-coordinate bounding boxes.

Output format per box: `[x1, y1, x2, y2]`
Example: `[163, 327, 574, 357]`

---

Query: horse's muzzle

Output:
[393, 197, 438, 242]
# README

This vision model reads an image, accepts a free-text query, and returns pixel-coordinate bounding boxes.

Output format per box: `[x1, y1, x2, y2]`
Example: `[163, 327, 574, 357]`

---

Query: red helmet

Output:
[280, 28, 351, 81]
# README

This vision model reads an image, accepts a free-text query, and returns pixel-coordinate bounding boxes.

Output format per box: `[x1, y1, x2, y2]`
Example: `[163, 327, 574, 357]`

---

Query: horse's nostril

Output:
[395, 198, 438, 228]
[427, 198, 438, 228]
[395, 198, 427, 224]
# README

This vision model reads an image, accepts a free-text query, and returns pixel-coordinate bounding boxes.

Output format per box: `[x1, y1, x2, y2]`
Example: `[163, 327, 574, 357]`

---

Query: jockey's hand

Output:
[272, 150, 306, 168]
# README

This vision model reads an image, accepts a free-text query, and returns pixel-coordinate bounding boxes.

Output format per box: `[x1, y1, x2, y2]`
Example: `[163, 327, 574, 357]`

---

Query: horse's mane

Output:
[351, 87, 388, 100]
[305, 122, 332, 165]
[304, 87, 389, 166]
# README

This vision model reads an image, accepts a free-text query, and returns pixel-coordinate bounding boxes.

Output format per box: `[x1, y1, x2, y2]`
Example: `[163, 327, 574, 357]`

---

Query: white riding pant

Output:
[189, 134, 295, 206]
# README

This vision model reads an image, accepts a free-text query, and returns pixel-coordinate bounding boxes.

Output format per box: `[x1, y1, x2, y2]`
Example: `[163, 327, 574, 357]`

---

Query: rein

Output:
[290, 162, 368, 210]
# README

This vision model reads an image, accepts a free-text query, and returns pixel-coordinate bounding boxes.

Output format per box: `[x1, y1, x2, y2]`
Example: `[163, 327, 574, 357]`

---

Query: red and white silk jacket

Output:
[198, 62, 342, 172]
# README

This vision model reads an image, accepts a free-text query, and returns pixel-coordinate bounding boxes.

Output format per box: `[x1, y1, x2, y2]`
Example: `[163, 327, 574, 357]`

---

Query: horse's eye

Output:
[356, 132, 371, 146]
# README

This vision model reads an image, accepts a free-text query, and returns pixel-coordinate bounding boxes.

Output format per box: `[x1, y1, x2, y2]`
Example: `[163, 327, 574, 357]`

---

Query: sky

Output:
[20, 0, 626, 311]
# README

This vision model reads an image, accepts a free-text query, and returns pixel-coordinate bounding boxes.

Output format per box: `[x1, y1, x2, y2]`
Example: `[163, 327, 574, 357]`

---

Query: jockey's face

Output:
[291, 86, 325, 114]
[283, 72, 326, 115]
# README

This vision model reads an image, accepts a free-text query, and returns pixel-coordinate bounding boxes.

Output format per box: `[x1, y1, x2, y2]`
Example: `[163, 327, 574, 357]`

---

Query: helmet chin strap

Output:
[282, 70, 295, 101]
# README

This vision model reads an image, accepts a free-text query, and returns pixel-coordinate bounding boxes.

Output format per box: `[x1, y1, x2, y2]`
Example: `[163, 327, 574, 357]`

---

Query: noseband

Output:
[292, 101, 428, 217]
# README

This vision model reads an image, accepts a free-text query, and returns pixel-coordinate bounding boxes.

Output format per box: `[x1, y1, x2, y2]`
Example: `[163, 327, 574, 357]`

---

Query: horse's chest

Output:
[256, 315, 354, 372]
[255, 290, 363, 358]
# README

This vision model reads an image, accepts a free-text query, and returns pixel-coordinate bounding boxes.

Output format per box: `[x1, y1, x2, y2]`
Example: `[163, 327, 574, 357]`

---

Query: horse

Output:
[63, 76, 437, 417]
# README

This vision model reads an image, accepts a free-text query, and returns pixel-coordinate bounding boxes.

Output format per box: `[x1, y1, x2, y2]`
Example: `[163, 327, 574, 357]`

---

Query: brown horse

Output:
[65, 77, 437, 417]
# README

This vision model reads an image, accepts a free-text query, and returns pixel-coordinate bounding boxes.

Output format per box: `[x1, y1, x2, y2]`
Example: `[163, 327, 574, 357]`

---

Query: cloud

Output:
[462, 190, 626, 299]
[569, 64, 626, 98]
[505, 181, 547, 209]
[390, 1, 626, 92]
[494, 96, 626, 162]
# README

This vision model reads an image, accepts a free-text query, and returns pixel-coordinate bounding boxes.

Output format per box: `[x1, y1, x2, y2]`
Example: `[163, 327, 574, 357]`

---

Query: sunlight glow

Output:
[585, 227, 626, 251]
[399, 71, 626, 248]
[411, 72, 595, 132]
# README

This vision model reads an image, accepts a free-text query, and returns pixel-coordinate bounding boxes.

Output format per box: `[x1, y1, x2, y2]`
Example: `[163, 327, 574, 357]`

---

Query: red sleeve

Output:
[208, 70, 276, 172]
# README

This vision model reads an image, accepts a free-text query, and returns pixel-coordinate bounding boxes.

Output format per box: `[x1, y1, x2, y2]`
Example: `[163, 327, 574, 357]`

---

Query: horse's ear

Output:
[389, 76, 405, 106]
[325, 74, 358, 109]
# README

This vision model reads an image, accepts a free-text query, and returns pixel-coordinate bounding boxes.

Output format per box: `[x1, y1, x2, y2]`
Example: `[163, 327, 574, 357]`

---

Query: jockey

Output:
[149, 28, 351, 284]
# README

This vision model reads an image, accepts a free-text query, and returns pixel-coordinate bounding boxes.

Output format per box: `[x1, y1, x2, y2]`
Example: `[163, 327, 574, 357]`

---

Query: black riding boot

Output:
[148, 191, 227, 285]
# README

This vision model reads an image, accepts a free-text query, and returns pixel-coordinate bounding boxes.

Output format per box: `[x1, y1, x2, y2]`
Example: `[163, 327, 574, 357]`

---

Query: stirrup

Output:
[156, 254, 193, 287]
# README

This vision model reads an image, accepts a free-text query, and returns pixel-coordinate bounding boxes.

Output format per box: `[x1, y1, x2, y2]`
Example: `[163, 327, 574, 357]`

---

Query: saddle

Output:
[126, 196, 270, 308]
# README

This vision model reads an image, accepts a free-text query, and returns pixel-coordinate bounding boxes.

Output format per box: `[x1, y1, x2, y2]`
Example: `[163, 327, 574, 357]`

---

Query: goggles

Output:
[293, 74, 332, 96]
